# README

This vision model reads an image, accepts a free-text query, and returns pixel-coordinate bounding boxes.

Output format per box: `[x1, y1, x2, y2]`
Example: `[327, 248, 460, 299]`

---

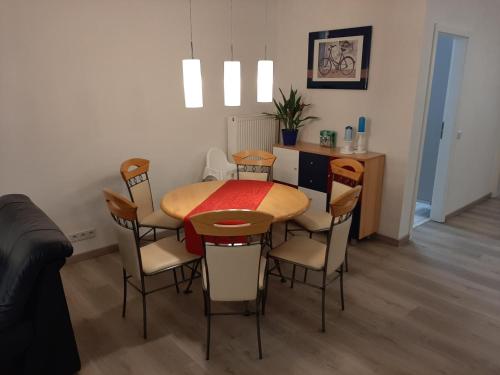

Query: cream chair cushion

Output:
[130, 181, 154, 221]
[293, 212, 341, 232]
[202, 243, 263, 302]
[274, 217, 352, 274]
[140, 209, 183, 229]
[293, 182, 352, 232]
[326, 217, 351, 275]
[269, 236, 326, 270]
[140, 236, 200, 275]
[331, 181, 352, 201]
[202, 256, 266, 292]
[115, 223, 142, 280]
[238, 171, 269, 181]
[293, 210, 332, 232]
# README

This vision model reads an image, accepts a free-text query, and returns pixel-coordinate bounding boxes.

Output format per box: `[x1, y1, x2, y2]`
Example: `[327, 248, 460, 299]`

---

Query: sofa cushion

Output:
[0, 194, 73, 330]
[0, 320, 33, 364]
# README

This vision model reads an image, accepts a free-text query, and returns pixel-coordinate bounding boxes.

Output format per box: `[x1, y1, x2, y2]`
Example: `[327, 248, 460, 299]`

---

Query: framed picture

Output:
[307, 26, 372, 90]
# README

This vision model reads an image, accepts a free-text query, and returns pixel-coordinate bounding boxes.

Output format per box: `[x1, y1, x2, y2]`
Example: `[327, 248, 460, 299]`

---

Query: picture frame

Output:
[307, 26, 372, 90]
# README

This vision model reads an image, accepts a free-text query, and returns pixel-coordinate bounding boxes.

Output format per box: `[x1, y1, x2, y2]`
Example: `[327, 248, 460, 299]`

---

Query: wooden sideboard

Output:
[272, 142, 385, 239]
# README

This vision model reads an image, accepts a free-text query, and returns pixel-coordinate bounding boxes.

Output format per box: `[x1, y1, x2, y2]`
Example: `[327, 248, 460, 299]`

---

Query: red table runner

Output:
[184, 180, 274, 255]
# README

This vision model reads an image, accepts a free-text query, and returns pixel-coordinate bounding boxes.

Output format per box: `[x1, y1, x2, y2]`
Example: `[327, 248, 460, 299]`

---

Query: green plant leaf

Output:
[301, 116, 319, 121]
[279, 88, 287, 105]
[270, 86, 319, 130]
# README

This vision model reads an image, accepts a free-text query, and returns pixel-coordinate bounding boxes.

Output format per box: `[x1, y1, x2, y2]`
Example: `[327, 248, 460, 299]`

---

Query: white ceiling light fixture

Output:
[182, 0, 203, 108]
[224, 0, 241, 107]
[257, 0, 273, 103]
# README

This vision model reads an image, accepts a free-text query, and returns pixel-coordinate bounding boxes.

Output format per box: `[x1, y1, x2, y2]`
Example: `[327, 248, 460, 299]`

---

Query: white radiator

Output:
[227, 115, 278, 159]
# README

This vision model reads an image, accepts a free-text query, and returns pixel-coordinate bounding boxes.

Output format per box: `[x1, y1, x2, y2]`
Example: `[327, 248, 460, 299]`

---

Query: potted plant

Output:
[264, 87, 319, 146]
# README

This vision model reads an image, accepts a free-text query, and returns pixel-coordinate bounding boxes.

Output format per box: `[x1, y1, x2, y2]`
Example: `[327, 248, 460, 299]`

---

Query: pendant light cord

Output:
[189, 0, 194, 58]
[264, 0, 268, 59]
[230, 0, 234, 60]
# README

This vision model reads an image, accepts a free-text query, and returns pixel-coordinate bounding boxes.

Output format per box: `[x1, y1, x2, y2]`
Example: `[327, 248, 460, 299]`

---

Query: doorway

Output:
[414, 28, 468, 227]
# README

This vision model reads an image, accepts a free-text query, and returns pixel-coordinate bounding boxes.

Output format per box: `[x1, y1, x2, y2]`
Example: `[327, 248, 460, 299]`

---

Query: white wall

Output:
[0, 0, 275, 254]
[2, 0, 499, 250]
[273, 0, 427, 239]
[400, 0, 500, 237]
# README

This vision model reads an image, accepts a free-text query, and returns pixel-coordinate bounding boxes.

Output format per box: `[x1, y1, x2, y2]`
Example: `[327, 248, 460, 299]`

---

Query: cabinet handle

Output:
[310, 161, 314, 165]
[309, 179, 313, 183]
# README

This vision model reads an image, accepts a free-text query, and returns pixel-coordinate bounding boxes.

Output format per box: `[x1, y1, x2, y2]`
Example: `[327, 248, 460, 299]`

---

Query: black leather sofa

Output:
[0, 194, 81, 374]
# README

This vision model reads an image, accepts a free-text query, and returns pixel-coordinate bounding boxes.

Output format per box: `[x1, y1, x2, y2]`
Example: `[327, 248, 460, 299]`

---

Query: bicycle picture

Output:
[318, 40, 357, 78]
[307, 26, 372, 90]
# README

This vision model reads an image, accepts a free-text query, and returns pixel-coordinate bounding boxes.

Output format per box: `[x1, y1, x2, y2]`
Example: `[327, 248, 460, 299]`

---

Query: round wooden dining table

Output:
[162, 180, 309, 256]
[161, 180, 309, 223]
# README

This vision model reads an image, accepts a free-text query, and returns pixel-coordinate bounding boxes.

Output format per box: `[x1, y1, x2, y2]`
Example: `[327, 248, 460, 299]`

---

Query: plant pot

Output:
[282, 129, 298, 146]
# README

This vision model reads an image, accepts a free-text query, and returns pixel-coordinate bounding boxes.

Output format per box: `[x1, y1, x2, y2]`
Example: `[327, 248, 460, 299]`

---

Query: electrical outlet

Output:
[68, 229, 96, 242]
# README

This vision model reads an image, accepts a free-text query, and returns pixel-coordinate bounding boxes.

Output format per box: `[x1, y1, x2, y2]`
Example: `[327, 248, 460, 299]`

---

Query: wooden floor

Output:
[62, 197, 500, 375]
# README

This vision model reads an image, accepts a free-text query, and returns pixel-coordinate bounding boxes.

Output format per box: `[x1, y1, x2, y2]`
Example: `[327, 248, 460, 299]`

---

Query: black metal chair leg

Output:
[176, 228, 180, 241]
[269, 225, 273, 249]
[206, 298, 211, 360]
[321, 271, 326, 333]
[256, 295, 263, 360]
[309, 231, 313, 239]
[203, 290, 208, 316]
[290, 265, 296, 288]
[274, 259, 286, 283]
[262, 261, 270, 315]
[153, 228, 157, 241]
[340, 266, 345, 311]
[321, 286, 326, 333]
[122, 269, 127, 318]
[184, 260, 199, 294]
[285, 221, 289, 241]
[142, 292, 148, 339]
[180, 266, 186, 281]
[303, 268, 308, 283]
[173, 268, 180, 294]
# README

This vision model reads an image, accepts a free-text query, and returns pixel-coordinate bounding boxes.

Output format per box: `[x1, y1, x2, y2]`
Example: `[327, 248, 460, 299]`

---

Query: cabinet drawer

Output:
[273, 147, 299, 186]
[298, 152, 329, 192]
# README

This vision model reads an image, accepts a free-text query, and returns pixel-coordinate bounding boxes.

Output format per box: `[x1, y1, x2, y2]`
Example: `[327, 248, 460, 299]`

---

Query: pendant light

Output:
[257, 0, 273, 103]
[224, 0, 241, 107]
[182, 0, 203, 108]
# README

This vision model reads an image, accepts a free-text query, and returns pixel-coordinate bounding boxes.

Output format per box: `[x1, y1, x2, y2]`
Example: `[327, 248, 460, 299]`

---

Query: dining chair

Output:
[266, 185, 362, 332]
[120, 158, 183, 241]
[232, 150, 277, 181]
[190, 209, 273, 360]
[286, 158, 364, 271]
[103, 189, 200, 339]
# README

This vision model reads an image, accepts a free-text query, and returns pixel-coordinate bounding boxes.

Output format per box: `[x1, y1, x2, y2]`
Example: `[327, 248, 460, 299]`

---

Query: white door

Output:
[430, 32, 468, 222]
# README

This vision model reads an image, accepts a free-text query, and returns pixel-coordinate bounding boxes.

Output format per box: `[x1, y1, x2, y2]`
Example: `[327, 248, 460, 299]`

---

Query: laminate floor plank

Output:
[61, 197, 500, 374]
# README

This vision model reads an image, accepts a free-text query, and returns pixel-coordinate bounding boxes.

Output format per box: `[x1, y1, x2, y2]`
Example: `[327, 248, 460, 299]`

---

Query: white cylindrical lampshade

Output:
[182, 59, 203, 108]
[257, 60, 273, 103]
[224, 61, 241, 106]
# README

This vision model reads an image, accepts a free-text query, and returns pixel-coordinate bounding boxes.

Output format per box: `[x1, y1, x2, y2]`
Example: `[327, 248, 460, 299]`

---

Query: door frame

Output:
[410, 24, 470, 226]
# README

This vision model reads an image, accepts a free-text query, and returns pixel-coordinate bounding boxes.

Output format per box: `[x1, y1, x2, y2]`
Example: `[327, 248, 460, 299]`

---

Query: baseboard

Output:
[68, 228, 411, 261]
[67, 244, 118, 264]
[373, 233, 410, 247]
[445, 193, 492, 220]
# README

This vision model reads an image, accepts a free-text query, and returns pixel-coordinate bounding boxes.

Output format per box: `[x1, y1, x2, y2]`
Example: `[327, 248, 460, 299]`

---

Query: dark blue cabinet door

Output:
[298, 152, 330, 193]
